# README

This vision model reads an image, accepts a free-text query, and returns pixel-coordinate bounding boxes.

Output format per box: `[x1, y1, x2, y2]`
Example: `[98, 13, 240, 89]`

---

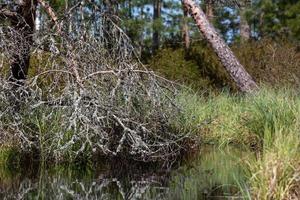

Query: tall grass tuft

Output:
[177, 87, 300, 199]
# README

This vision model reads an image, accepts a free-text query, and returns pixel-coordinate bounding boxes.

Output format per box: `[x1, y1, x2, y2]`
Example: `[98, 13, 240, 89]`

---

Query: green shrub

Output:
[148, 39, 300, 91]
[147, 45, 231, 91]
[0, 145, 21, 168]
[233, 38, 300, 88]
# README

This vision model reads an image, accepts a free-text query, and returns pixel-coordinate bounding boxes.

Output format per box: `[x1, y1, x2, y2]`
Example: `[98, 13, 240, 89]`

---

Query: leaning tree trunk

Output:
[9, 0, 37, 84]
[182, 0, 258, 92]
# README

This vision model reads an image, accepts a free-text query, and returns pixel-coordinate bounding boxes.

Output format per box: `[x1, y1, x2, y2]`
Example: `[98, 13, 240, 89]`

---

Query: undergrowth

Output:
[148, 38, 300, 91]
[175, 87, 300, 199]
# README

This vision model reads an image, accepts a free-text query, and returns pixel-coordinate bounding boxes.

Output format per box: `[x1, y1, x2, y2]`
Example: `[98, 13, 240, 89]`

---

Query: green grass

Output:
[1, 85, 299, 199]
[175, 87, 300, 199]
[0, 145, 22, 184]
[0, 146, 20, 166]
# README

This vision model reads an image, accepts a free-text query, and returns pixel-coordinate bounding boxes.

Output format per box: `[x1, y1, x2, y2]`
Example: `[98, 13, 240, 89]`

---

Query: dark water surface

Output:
[0, 146, 253, 200]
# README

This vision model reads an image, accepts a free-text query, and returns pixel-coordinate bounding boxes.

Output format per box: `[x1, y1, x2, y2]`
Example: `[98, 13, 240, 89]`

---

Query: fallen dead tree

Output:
[0, 7, 195, 163]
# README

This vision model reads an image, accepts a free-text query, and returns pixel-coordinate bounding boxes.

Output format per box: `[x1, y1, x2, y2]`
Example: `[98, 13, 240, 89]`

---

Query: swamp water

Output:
[0, 146, 253, 200]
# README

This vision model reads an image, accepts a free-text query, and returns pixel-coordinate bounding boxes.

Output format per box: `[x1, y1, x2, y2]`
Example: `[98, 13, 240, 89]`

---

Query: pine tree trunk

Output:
[103, 0, 118, 50]
[182, 0, 258, 92]
[182, 4, 190, 51]
[80, 3, 85, 36]
[152, 0, 162, 53]
[128, 0, 132, 19]
[65, 0, 73, 34]
[204, 0, 214, 22]
[240, 4, 251, 41]
[9, 0, 37, 84]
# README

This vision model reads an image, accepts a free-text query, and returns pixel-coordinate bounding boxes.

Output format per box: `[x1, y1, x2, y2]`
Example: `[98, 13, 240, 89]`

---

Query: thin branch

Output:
[0, 8, 18, 20]
[37, 0, 61, 32]
[37, 0, 83, 87]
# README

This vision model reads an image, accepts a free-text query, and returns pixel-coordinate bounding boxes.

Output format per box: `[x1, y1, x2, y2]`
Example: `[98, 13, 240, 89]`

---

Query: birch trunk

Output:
[182, 0, 258, 92]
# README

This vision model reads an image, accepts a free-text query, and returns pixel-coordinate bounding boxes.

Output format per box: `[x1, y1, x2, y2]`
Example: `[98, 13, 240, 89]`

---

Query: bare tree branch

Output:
[37, 0, 61, 32]
[37, 0, 84, 87]
[0, 4, 192, 162]
[0, 8, 18, 20]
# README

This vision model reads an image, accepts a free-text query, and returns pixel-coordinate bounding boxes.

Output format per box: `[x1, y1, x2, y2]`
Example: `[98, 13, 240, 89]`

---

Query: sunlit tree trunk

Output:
[182, 0, 258, 92]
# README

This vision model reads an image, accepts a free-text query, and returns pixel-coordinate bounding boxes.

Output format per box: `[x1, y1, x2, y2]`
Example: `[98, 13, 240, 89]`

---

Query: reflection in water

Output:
[0, 146, 253, 200]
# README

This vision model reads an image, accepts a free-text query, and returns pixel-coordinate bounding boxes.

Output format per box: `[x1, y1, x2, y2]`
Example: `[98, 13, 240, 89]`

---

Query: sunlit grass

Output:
[1, 86, 299, 199]
[176, 87, 300, 199]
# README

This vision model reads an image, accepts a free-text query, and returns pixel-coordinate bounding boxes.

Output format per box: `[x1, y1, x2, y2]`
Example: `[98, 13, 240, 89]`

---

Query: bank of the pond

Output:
[175, 88, 300, 199]
[1, 87, 300, 199]
[0, 146, 252, 199]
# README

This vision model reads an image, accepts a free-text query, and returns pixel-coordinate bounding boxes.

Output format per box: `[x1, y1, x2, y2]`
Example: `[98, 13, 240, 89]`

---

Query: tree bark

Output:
[9, 0, 37, 84]
[128, 0, 132, 19]
[182, 0, 258, 92]
[204, 0, 214, 22]
[37, 0, 61, 32]
[104, 0, 118, 16]
[240, 3, 251, 41]
[182, 3, 190, 51]
[152, 0, 162, 53]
